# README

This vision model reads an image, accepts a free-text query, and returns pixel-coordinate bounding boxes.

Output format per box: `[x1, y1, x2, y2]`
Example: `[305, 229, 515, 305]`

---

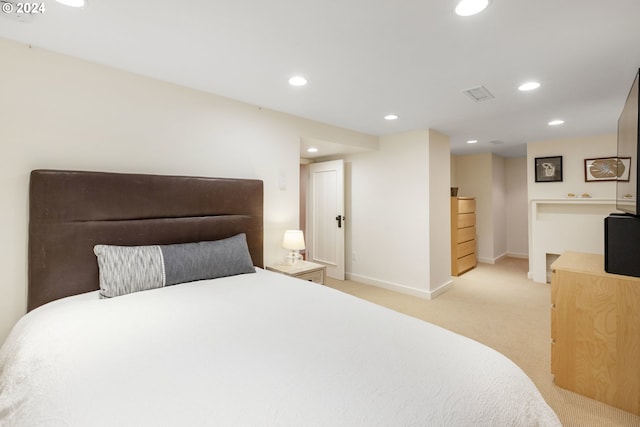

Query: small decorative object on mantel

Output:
[584, 157, 631, 182]
[535, 156, 563, 182]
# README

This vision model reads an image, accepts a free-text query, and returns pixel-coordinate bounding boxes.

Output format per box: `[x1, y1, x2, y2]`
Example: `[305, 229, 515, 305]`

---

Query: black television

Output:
[616, 68, 640, 215]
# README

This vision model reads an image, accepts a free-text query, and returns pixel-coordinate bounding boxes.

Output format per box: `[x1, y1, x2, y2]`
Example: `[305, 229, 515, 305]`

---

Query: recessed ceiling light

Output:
[548, 119, 565, 126]
[384, 114, 398, 120]
[518, 81, 541, 91]
[467, 140, 478, 144]
[455, 0, 490, 16]
[288, 76, 307, 87]
[307, 147, 318, 153]
[56, 0, 87, 7]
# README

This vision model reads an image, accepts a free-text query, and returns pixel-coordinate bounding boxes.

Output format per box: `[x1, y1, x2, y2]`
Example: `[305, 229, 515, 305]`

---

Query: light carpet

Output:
[325, 257, 640, 427]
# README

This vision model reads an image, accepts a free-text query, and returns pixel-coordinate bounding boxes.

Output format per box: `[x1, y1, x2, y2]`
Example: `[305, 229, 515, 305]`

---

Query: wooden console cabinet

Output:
[451, 197, 477, 276]
[550, 251, 640, 415]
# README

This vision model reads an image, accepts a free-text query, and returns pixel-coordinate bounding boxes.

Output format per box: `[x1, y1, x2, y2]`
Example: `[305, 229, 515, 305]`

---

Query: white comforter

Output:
[0, 269, 560, 426]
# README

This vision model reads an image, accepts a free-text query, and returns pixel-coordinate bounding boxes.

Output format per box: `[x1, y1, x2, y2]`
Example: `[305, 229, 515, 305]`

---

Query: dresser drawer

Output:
[457, 240, 475, 258]
[457, 253, 477, 274]
[296, 270, 324, 284]
[457, 213, 475, 229]
[458, 198, 476, 214]
[451, 197, 477, 276]
[457, 226, 475, 244]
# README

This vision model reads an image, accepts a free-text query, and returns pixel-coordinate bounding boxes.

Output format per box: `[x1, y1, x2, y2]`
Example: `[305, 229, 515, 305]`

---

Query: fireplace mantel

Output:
[528, 198, 617, 283]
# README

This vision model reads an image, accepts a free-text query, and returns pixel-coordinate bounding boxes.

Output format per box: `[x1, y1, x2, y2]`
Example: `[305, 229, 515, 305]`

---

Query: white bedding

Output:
[0, 269, 560, 426]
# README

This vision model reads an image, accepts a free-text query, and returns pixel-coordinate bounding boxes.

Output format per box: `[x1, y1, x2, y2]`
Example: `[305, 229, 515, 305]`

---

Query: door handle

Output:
[336, 215, 345, 228]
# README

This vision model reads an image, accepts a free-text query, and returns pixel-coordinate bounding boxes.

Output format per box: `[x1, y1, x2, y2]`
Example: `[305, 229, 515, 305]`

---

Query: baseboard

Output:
[429, 279, 454, 299]
[346, 273, 453, 300]
[477, 253, 507, 264]
[507, 252, 529, 260]
[478, 252, 527, 264]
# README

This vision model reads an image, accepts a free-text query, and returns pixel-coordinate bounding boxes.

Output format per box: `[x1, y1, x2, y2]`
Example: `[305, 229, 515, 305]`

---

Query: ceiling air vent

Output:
[463, 85, 494, 102]
[489, 140, 504, 145]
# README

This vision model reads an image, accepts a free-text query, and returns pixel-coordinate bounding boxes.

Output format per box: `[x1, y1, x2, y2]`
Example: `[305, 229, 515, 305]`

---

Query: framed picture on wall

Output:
[534, 156, 563, 182]
[584, 157, 631, 182]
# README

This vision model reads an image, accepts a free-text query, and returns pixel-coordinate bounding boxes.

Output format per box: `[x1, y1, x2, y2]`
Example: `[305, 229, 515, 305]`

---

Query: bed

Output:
[0, 169, 561, 426]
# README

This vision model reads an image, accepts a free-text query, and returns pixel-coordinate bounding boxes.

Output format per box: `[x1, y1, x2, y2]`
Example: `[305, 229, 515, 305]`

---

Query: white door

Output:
[307, 160, 345, 280]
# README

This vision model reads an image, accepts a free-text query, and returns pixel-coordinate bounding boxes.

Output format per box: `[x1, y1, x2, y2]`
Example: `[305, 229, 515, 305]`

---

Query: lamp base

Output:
[286, 251, 302, 265]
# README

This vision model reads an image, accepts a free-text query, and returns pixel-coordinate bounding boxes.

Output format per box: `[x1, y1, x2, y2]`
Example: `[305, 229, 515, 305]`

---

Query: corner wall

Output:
[505, 157, 529, 257]
[452, 153, 519, 264]
[452, 153, 495, 262]
[491, 154, 507, 260]
[428, 130, 452, 295]
[343, 130, 451, 298]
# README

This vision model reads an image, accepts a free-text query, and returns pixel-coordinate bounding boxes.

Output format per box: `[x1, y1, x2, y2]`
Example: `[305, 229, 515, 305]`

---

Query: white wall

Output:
[428, 130, 452, 295]
[491, 154, 507, 260]
[450, 155, 458, 188]
[505, 157, 529, 257]
[0, 38, 377, 344]
[342, 130, 451, 298]
[527, 134, 617, 200]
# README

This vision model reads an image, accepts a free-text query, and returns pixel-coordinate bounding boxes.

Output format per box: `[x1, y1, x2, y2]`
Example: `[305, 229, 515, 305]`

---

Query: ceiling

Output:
[2, 0, 640, 158]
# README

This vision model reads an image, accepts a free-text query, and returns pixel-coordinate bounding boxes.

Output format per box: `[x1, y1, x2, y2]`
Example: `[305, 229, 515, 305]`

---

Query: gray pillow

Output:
[94, 244, 165, 298]
[94, 233, 255, 298]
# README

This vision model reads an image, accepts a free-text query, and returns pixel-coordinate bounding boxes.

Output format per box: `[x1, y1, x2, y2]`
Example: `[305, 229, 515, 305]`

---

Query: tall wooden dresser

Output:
[450, 196, 477, 276]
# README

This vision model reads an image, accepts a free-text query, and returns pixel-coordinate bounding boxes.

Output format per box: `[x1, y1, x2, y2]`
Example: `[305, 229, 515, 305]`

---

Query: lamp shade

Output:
[282, 230, 305, 250]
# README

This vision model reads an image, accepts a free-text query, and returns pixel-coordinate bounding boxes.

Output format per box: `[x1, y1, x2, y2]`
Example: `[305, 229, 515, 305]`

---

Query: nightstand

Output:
[266, 260, 326, 285]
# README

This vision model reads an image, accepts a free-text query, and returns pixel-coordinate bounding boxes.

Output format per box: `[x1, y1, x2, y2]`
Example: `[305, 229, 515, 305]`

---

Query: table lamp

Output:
[283, 230, 305, 265]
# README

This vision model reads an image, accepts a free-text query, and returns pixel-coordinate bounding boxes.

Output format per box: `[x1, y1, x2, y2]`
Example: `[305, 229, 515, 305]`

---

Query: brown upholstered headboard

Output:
[28, 170, 263, 311]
